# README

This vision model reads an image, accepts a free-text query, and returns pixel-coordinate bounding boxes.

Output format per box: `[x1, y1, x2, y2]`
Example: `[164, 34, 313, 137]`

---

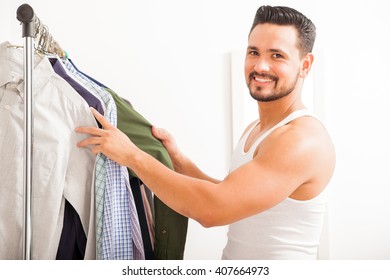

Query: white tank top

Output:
[222, 109, 327, 260]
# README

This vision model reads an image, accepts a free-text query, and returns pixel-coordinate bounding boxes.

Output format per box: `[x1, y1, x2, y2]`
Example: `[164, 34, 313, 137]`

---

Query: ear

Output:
[299, 53, 314, 78]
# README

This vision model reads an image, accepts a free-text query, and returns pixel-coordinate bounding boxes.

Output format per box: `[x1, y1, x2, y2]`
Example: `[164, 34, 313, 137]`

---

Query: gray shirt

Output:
[0, 42, 98, 259]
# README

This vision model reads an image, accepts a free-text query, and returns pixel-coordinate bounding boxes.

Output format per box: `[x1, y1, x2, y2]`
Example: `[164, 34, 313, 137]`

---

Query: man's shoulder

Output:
[254, 115, 335, 199]
[258, 115, 335, 162]
[290, 116, 333, 148]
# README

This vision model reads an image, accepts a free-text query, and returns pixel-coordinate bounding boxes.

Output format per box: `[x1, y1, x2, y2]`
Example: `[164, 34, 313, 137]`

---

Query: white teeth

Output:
[255, 77, 273, 83]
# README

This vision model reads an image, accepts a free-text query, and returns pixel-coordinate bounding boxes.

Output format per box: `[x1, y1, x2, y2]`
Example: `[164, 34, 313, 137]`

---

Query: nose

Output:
[253, 57, 270, 73]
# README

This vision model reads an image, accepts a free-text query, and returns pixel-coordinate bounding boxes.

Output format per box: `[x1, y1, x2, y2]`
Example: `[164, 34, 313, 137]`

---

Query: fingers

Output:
[75, 108, 112, 146]
[76, 136, 102, 148]
[151, 126, 160, 139]
[90, 107, 112, 130]
[75, 113, 110, 149]
[75, 126, 105, 136]
[152, 126, 170, 141]
[75, 109, 115, 155]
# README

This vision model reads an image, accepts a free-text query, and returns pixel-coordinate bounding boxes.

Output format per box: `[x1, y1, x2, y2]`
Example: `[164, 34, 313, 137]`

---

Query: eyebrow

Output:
[247, 46, 288, 56]
[247, 46, 258, 51]
[269, 48, 285, 53]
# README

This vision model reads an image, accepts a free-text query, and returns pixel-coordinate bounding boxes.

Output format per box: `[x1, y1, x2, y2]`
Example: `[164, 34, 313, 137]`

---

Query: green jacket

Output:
[107, 88, 188, 260]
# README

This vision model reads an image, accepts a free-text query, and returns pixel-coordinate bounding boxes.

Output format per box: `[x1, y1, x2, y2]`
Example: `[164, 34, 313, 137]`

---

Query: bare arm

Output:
[151, 126, 220, 183]
[76, 108, 334, 227]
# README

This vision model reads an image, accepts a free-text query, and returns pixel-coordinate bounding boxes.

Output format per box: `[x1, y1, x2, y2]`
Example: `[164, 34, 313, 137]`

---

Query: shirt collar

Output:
[0, 41, 57, 97]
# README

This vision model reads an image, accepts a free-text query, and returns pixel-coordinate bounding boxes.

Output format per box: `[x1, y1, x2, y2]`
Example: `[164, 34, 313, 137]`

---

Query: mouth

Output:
[250, 72, 277, 85]
[254, 76, 274, 83]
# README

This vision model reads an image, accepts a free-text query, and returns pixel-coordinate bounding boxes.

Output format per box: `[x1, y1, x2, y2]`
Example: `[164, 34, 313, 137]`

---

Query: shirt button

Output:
[5, 105, 11, 110]
[161, 229, 167, 235]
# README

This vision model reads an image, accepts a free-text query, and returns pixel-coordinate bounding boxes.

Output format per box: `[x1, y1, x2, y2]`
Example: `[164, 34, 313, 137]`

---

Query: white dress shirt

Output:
[0, 42, 98, 259]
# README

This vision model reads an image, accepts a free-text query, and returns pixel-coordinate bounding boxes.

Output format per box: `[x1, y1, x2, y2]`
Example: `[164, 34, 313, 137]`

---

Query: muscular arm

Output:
[151, 126, 221, 183]
[76, 108, 334, 227]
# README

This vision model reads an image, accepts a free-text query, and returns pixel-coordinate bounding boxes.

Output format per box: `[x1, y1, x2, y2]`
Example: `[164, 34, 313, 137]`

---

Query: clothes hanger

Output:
[34, 17, 67, 59]
[6, 16, 66, 59]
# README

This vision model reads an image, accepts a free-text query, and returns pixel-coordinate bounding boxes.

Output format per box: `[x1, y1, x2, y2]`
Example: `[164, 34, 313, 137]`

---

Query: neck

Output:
[257, 95, 305, 133]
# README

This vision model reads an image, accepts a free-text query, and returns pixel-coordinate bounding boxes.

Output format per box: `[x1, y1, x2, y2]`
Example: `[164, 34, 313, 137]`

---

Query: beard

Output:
[248, 71, 299, 102]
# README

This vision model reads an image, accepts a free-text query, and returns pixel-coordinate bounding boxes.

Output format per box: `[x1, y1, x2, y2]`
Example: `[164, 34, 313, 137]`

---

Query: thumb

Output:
[152, 126, 180, 160]
[152, 126, 169, 141]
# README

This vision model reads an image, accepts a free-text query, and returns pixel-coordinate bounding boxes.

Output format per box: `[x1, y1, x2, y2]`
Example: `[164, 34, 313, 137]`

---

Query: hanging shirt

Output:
[49, 57, 104, 259]
[130, 176, 154, 259]
[65, 58, 109, 89]
[0, 41, 97, 259]
[140, 183, 155, 250]
[222, 110, 327, 260]
[49, 58, 105, 116]
[62, 60, 144, 260]
[107, 88, 189, 260]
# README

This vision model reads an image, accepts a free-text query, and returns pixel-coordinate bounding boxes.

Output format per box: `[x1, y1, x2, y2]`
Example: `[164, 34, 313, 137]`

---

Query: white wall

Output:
[1, 0, 389, 260]
[315, 0, 390, 259]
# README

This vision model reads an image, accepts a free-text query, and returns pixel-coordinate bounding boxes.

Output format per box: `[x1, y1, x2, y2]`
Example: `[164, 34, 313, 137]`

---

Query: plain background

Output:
[1, 0, 389, 259]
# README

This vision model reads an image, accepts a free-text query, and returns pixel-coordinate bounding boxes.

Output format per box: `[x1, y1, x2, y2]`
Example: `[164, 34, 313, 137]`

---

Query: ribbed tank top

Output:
[222, 109, 327, 260]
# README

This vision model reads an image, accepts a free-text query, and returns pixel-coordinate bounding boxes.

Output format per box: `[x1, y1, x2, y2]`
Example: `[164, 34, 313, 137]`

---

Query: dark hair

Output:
[250, 5, 316, 56]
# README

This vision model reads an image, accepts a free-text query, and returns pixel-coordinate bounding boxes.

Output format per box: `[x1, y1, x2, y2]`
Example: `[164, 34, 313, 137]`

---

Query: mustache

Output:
[249, 71, 278, 81]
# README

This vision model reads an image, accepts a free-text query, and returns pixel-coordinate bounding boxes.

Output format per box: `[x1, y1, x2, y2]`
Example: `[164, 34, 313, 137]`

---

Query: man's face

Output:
[245, 23, 303, 102]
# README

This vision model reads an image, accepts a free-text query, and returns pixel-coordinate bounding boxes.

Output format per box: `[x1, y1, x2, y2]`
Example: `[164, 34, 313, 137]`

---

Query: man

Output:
[76, 5, 335, 259]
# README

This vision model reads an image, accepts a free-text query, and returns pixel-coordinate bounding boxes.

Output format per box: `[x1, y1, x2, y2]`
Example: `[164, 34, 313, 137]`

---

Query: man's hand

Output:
[152, 126, 184, 171]
[76, 107, 138, 167]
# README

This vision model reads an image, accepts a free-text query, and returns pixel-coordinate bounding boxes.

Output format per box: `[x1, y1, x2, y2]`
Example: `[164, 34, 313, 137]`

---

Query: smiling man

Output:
[76, 5, 335, 260]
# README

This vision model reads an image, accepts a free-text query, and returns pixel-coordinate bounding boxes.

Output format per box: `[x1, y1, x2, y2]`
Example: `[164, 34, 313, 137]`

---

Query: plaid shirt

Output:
[64, 60, 144, 260]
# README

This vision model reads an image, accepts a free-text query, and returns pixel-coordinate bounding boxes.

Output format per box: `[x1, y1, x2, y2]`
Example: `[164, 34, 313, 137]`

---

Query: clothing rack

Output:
[16, 3, 66, 260]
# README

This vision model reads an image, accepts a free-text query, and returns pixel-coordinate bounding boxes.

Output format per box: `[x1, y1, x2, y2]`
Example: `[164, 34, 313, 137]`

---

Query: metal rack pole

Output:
[16, 3, 35, 260]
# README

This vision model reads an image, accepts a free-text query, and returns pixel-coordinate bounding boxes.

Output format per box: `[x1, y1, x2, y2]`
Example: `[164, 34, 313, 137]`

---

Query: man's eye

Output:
[272, 53, 283, 59]
[248, 50, 258, 56]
